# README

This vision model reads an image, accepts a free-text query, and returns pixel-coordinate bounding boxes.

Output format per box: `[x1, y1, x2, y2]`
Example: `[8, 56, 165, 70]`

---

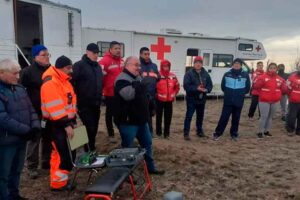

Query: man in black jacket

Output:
[72, 43, 103, 152]
[20, 44, 52, 179]
[183, 56, 213, 140]
[114, 56, 164, 175]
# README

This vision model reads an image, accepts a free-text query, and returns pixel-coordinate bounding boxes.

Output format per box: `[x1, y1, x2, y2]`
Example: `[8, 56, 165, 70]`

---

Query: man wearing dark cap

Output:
[213, 58, 250, 141]
[99, 41, 124, 143]
[20, 44, 52, 179]
[183, 56, 213, 140]
[72, 43, 103, 152]
[41, 55, 77, 191]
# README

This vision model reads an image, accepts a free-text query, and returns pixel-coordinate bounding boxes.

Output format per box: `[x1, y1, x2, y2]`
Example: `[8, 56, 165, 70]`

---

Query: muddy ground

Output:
[20, 99, 300, 200]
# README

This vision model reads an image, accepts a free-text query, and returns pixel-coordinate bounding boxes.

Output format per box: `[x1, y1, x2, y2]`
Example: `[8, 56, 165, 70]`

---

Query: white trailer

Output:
[0, 0, 82, 66]
[82, 28, 267, 95]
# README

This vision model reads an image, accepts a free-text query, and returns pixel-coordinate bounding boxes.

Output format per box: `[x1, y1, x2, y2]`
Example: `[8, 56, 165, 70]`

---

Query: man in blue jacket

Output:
[183, 56, 213, 140]
[0, 59, 40, 200]
[213, 58, 250, 141]
[140, 47, 160, 136]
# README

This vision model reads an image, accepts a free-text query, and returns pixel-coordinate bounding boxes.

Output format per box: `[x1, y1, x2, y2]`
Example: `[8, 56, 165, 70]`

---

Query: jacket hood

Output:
[42, 66, 70, 82]
[160, 59, 171, 76]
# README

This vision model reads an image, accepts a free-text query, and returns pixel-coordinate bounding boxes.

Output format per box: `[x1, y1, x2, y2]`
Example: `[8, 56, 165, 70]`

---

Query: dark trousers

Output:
[248, 95, 260, 118]
[215, 105, 243, 137]
[26, 122, 52, 170]
[183, 101, 205, 135]
[0, 143, 26, 200]
[286, 102, 300, 133]
[156, 100, 173, 137]
[50, 123, 74, 171]
[104, 96, 115, 137]
[78, 105, 101, 151]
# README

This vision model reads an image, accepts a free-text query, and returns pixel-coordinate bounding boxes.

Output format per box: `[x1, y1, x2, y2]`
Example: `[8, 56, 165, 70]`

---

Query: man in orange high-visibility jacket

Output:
[40, 55, 77, 191]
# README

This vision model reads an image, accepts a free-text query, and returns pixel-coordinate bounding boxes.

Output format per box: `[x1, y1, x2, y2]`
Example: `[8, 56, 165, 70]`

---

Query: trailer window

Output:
[185, 48, 199, 69]
[97, 41, 125, 57]
[212, 54, 233, 68]
[68, 12, 74, 47]
[239, 43, 253, 51]
[203, 53, 210, 66]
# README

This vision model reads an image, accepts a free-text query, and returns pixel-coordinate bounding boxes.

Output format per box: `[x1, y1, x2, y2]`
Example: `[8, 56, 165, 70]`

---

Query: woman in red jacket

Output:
[286, 64, 300, 135]
[253, 63, 287, 138]
[156, 60, 180, 138]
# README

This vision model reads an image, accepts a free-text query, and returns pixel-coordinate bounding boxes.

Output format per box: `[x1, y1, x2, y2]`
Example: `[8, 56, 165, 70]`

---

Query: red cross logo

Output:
[256, 45, 261, 52]
[151, 37, 171, 60]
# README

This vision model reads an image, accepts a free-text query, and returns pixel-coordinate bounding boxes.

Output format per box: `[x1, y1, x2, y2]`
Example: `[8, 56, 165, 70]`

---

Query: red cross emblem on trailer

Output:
[151, 37, 171, 60]
[256, 45, 261, 52]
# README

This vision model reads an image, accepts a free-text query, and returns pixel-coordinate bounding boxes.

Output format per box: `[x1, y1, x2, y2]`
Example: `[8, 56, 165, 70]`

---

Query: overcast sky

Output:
[53, 0, 300, 71]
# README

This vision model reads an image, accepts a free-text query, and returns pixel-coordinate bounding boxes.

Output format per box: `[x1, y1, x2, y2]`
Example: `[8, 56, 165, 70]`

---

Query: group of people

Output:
[1, 39, 299, 199]
[0, 41, 172, 199]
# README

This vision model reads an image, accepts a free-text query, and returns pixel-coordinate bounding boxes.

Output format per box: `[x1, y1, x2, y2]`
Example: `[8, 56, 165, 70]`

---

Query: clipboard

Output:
[67, 126, 89, 151]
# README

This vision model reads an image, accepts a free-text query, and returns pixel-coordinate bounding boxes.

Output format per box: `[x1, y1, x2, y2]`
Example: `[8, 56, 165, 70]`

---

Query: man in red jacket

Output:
[99, 41, 124, 143]
[248, 61, 264, 118]
[286, 64, 300, 135]
[156, 60, 180, 138]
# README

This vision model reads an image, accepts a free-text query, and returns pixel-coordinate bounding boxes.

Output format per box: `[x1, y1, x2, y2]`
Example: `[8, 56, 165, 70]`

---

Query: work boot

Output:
[51, 183, 76, 192]
[264, 131, 272, 137]
[28, 169, 38, 179]
[149, 169, 165, 175]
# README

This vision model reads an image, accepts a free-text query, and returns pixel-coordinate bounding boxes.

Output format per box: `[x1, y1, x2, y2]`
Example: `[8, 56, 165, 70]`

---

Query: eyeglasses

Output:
[38, 53, 51, 58]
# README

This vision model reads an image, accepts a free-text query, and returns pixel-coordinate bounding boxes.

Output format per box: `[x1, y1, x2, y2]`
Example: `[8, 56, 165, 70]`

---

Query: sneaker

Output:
[164, 135, 170, 139]
[296, 132, 300, 136]
[28, 169, 38, 179]
[264, 131, 272, 137]
[13, 195, 29, 200]
[257, 132, 264, 139]
[149, 169, 165, 175]
[108, 136, 117, 144]
[51, 183, 76, 191]
[213, 133, 220, 141]
[184, 135, 191, 141]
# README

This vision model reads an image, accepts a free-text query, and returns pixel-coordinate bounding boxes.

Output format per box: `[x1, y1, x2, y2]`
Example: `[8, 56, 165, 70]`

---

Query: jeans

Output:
[183, 101, 205, 135]
[215, 105, 243, 137]
[118, 123, 156, 172]
[0, 143, 26, 200]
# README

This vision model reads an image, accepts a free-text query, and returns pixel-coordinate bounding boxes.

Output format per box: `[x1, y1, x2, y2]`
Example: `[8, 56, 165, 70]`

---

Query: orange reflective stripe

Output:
[42, 99, 64, 108]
